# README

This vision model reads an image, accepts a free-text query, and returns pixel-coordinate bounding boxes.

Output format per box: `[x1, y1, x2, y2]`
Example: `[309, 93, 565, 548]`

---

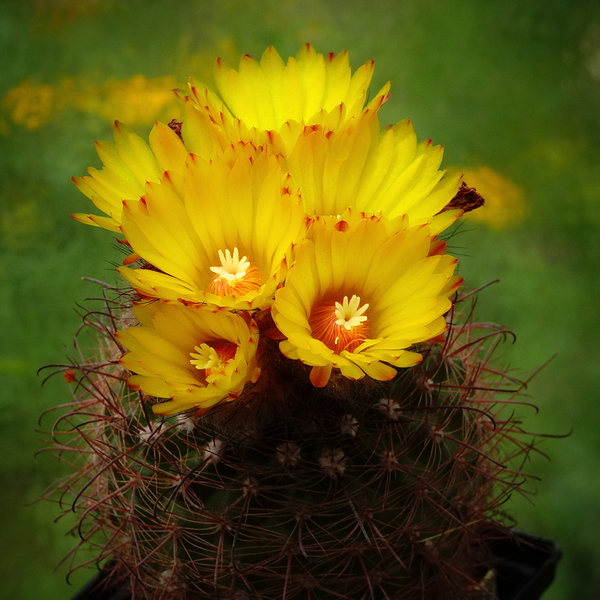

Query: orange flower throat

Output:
[207, 247, 265, 296]
[309, 294, 371, 354]
[207, 247, 265, 297]
[190, 341, 237, 379]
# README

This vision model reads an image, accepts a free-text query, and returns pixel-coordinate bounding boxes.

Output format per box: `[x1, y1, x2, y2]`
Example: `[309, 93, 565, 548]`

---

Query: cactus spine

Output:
[45, 289, 535, 599]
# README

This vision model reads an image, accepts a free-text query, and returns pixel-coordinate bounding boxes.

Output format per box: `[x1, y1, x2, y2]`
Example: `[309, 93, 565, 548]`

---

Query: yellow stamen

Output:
[190, 341, 237, 380]
[334, 295, 369, 330]
[210, 248, 250, 283]
[190, 344, 220, 370]
[309, 294, 371, 354]
[207, 247, 265, 297]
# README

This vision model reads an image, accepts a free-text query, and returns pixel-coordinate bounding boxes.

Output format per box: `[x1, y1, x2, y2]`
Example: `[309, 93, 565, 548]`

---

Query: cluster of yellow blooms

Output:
[73, 45, 465, 416]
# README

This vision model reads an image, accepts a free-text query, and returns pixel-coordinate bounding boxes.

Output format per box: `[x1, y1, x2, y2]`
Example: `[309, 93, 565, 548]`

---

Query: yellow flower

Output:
[71, 98, 259, 233]
[116, 300, 261, 415]
[213, 44, 390, 132]
[118, 146, 306, 310]
[72, 120, 187, 231]
[183, 44, 391, 154]
[272, 215, 462, 387]
[287, 111, 463, 234]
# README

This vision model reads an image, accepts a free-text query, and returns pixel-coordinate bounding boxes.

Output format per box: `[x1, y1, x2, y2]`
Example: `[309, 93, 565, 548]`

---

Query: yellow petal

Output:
[148, 121, 188, 173]
[113, 120, 161, 184]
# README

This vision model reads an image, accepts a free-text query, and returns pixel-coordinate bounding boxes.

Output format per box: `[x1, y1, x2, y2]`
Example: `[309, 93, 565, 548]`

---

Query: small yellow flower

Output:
[72, 99, 263, 233]
[118, 146, 306, 310]
[287, 111, 462, 233]
[72, 120, 187, 231]
[272, 216, 462, 386]
[116, 301, 261, 415]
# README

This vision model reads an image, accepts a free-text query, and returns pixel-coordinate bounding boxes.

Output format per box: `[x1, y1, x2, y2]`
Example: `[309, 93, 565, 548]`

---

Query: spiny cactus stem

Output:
[40, 288, 545, 600]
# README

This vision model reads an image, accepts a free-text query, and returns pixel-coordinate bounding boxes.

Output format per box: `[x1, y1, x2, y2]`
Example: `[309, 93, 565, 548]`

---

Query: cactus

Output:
[43, 45, 540, 600]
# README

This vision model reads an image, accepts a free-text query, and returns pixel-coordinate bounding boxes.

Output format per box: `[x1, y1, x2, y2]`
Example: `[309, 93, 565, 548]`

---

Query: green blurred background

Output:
[1, 0, 599, 598]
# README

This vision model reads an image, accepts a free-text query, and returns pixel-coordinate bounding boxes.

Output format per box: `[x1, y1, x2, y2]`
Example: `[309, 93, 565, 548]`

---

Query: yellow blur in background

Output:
[461, 166, 526, 229]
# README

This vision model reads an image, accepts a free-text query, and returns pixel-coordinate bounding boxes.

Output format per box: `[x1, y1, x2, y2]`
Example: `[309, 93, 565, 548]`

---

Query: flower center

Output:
[190, 341, 237, 381]
[207, 247, 265, 297]
[309, 294, 371, 354]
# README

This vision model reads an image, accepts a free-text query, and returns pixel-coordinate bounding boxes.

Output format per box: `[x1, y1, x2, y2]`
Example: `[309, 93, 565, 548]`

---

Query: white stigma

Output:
[209, 248, 250, 283]
[190, 344, 220, 370]
[334, 295, 369, 330]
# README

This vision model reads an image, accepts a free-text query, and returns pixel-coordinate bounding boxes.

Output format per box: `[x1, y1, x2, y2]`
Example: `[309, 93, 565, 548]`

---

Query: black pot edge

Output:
[69, 560, 129, 600]
[488, 529, 562, 600]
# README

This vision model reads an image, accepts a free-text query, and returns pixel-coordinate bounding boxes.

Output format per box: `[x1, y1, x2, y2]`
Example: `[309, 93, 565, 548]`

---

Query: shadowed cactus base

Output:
[43, 287, 538, 600]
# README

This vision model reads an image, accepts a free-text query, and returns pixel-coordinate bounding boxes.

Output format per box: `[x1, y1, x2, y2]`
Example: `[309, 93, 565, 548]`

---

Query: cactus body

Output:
[46, 292, 533, 600]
